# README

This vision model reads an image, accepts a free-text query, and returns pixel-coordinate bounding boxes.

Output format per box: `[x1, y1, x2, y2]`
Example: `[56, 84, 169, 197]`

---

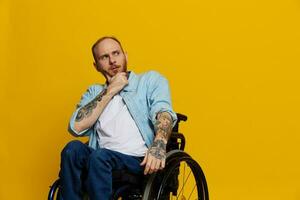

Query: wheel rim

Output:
[156, 157, 208, 200]
[48, 179, 61, 200]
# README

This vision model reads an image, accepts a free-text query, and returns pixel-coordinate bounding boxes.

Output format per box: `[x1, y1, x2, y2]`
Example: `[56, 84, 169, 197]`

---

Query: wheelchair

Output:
[48, 113, 209, 200]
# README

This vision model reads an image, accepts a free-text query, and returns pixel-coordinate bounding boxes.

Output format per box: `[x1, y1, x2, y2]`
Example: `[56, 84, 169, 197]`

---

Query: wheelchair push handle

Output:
[176, 113, 187, 122]
[173, 113, 187, 133]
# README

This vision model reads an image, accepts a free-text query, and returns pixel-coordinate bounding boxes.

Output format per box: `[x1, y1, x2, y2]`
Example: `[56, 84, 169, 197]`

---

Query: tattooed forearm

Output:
[149, 139, 167, 160]
[154, 112, 173, 140]
[75, 89, 107, 122]
[148, 112, 172, 161]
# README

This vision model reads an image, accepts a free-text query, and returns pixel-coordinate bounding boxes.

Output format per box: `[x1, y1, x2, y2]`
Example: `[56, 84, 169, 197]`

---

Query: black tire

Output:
[48, 179, 61, 200]
[142, 150, 209, 200]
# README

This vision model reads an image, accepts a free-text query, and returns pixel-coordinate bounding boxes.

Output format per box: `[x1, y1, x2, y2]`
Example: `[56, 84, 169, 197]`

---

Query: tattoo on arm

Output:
[149, 139, 166, 160]
[154, 112, 173, 140]
[149, 112, 172, 160]
[75, 89, 107, 122]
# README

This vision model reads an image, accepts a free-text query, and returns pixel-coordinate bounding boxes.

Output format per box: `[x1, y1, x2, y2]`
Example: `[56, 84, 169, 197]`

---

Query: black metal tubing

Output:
[173, 113, 188, 132]
[48, 179, 60, 200]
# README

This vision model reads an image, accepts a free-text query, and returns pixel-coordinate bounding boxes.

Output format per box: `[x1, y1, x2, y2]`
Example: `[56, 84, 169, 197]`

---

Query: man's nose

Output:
[109, 56, 116, 64]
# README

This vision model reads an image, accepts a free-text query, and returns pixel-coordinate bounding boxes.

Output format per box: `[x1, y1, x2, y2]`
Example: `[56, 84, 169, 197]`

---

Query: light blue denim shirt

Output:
[68, 70, 177, 149]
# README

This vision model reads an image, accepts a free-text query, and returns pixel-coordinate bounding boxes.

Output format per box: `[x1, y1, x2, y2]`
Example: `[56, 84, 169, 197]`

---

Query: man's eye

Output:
[101, 55, 108, 60]
[113, 51, 120, 56]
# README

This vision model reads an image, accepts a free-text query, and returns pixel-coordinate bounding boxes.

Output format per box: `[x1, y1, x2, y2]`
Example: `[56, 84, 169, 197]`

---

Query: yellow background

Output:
[1, 0, 300, 199]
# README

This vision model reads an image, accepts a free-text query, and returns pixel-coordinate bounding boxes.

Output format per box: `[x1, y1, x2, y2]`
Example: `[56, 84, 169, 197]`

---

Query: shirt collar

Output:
[123, 70, 138, 92]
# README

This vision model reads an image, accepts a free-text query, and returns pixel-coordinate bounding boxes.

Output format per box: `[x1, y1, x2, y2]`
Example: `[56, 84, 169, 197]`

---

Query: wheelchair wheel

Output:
[48, 179, 89, 200]
[142, 150, 209, 200]
[48, 179, 61, 200]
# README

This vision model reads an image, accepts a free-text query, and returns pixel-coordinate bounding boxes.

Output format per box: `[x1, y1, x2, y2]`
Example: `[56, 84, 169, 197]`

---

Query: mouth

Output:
[111, 65, 120, 70]
[110, 66, 121, 75]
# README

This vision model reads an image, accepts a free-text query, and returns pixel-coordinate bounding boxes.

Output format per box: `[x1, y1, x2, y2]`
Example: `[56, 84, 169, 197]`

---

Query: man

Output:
[59, 36, 177, 200]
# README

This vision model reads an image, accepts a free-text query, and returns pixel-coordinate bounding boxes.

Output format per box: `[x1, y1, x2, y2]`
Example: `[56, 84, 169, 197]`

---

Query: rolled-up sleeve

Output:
[147, 71, 177, 128]
[68, 86, 96, 137]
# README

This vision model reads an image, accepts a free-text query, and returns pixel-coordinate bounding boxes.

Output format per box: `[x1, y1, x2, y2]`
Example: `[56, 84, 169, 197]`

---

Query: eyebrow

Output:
[98, 54, 107, 59]
[99, 50, 120, 58]
[112, 50, 120, 54]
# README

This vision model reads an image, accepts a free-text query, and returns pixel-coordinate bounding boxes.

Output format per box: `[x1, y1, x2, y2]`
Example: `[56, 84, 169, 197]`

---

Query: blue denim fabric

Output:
[59, 140, 143, 200]
[68, 70, 177, 149]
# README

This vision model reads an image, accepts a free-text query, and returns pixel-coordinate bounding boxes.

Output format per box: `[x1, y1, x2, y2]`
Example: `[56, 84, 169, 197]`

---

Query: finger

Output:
[144, 156, 153, 175]
[140, 154, 148, 166]
[114, 72, 125, 78]
[119, 72, 127, 76]
[119, 72, 128, 80]
[151, 158, 160, 174]
[155, 159, 161, 172]
[144, 157, 152, 175]
[148, 159, 156, 174]
[160, 159, 166, 170]
[114, 72, 127, 82]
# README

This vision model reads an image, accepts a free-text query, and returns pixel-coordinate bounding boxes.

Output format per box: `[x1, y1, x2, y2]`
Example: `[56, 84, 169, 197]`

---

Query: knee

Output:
[88, 149, 112, 166]
[61, 140, 85, 159]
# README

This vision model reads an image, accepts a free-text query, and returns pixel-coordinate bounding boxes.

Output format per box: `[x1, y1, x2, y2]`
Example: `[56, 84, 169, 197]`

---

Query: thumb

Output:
[140, 153, 148, 166]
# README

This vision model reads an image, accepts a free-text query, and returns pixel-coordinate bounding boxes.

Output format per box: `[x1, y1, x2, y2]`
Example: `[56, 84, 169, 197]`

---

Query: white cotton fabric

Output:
[95, 94, 148, 157]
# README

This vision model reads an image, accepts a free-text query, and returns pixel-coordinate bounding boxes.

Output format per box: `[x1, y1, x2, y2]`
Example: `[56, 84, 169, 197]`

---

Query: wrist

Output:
[154, 133, 168, 143]
[104, 91, 115, 99]
[103, 88, 116, 98]
[154, 137, 167, 145]
[151, 139, 167, 152]
[106, 86, 121, 97]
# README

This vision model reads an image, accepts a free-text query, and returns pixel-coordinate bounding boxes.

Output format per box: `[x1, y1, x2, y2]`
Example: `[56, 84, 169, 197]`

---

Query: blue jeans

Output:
[59, 140, 144, 200]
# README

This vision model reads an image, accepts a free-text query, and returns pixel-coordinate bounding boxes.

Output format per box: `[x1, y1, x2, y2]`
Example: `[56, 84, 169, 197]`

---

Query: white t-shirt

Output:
[94, 94, 148, 157]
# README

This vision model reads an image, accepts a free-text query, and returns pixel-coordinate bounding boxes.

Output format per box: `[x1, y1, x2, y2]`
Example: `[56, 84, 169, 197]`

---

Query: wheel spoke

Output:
[144, 152, 208, 200]
[183, 162, 186, 195]
[176, 168, 192, 200]
[187, 184, 197, 200]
